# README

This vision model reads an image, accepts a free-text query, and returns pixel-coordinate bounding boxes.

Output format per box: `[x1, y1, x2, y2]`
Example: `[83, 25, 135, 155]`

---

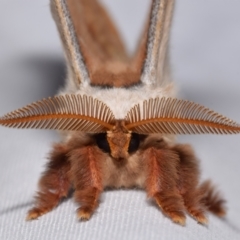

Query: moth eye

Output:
[95, 133, 111, 153]
[128, 133, 140, 153]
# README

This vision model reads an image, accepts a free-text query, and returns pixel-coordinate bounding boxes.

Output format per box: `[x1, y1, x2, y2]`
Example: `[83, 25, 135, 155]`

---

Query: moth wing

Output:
[50, 0, 129, 88]
[51, 0, 89, 87]
[131, 0, 175, 87]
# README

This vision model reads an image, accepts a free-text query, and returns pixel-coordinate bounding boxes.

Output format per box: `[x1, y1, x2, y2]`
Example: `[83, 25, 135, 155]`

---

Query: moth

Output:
[1, 0, 240, 225]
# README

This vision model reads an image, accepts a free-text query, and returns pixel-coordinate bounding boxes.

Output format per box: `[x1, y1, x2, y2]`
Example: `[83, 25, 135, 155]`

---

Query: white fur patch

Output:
[59, 81, 176, 119]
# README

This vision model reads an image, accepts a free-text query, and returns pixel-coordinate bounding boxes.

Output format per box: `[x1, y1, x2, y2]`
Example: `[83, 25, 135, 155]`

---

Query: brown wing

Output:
[51, 0, 137, 87]
[51, 0, 174, 88]
[139, 0, 175, 86]
[66, 0, 132, 87]
[51, 0, 90, 86]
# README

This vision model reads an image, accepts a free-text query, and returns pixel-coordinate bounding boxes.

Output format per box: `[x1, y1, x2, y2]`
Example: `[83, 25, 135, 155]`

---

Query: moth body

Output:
[26, 127, 225, 224]
[1, 0, 239, 225]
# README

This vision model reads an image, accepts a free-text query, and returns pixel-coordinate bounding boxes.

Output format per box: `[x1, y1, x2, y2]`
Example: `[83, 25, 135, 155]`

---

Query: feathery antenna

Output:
[125, 97, 240, 134]
[0, 94, 115, 133]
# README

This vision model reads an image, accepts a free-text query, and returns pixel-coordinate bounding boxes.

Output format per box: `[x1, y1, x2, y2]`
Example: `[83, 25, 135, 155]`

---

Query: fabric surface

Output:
[0, 1, 240, 239]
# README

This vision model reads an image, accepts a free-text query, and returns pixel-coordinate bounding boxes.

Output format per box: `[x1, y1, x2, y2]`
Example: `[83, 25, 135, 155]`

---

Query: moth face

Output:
[95, 120, 140, 161]
[107, 130, 131, 160]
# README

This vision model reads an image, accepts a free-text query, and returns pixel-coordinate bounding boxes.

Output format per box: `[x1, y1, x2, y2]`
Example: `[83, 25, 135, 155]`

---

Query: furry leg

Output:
[199, 180, 226, 217]
[172, 144, 208, 224]
[69, 146, 103, 221]
[27, 144, 71, 220]
[144, 147, 186, 225]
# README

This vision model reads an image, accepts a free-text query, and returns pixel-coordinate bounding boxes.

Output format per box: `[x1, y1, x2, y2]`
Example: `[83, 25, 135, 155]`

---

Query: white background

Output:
[0, 1, 240, 239]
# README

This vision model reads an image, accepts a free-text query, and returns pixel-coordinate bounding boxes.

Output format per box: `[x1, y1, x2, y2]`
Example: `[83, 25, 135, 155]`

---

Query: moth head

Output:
[94, 120, 140, 161]
[1, 95, 240, 156]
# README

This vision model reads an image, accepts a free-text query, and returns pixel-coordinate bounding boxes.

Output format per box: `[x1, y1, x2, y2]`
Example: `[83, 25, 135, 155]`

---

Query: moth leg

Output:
[27, 144, 71, 220]
[144, 147, 186, 225]
[69, 146, 103, 221]
[198, 180, 226, 217]
[172, 144, 208, 224]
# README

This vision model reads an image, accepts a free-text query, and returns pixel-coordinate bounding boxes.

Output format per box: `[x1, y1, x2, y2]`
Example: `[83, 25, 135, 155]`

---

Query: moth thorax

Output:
[107, 120, 131, 161]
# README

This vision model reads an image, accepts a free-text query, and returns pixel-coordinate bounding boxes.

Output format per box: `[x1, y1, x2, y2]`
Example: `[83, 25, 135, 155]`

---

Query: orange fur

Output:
[171, 144, 208, 224]
[199, 180, 226, 217]
[69, 145, 103, 219]
[107, 120, 131, 160]
[27, 144, 71, 220]
[26, 130, 226, 224]
[144, 146, 186, 225]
